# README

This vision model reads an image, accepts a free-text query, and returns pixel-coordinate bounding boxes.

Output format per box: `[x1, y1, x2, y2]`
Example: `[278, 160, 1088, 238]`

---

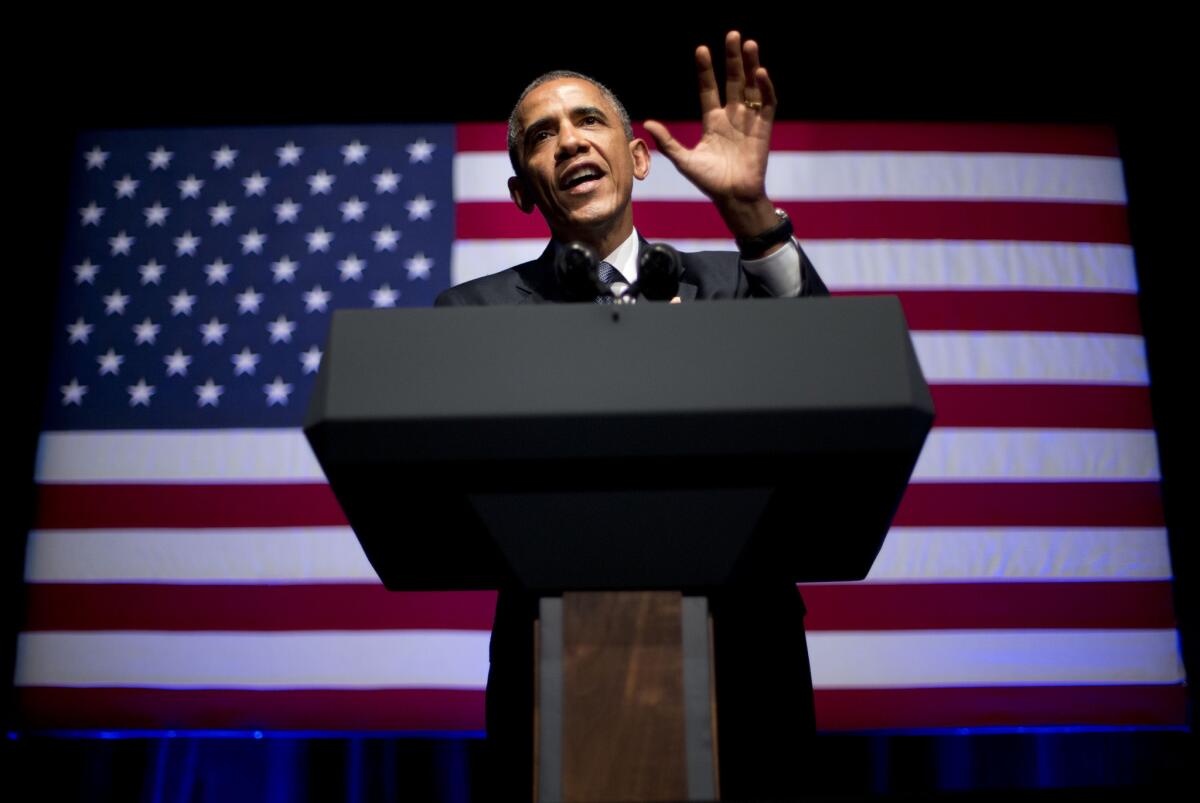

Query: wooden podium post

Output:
[536, 592, 719, 802]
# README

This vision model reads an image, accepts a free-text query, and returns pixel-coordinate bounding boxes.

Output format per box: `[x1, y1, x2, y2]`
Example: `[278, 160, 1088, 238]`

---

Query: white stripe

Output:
[14, 631, 489, 689]
[911, 332, 1148, 384]
[450, 240, 1138, 293]
[15, 629, 1179, 690]
[25, 527, 378, 583]
[454, 152, 1128, 203]
[861, 527, 1173, 581]
[911, 429, 1160, 482]
[34, 422, 1157, 484]
[804, 241, 1137, 292]
[35, 429, 327, 483]
[26, 526, 1171, 584]
[807, 629, 1185, 688]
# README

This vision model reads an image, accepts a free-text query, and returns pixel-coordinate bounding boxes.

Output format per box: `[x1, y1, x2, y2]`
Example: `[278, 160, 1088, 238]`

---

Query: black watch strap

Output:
[736, 208, 794, 259]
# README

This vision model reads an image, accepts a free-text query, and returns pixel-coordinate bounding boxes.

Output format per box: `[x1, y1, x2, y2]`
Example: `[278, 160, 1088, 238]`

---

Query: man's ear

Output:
[508, 175, 536, 214]
[630, 138, 651, 181]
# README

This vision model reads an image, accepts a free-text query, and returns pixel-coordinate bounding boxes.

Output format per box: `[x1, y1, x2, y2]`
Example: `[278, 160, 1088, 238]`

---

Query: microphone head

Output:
[637, 242, 683, 301]
[554, 241, 606, 300]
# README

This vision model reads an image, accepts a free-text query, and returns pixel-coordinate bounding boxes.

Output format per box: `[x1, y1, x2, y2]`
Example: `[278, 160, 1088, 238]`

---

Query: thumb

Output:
[643, 120, 687, 165]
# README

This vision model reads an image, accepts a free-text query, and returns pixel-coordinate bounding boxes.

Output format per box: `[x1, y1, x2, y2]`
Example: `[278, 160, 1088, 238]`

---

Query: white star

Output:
[267, 314, 296, 344]
[263, 376, 294, 406]
[67, 317, 93, 344]
[61, 378, 87, 405]
[178, 174, 204, 199]
[271, 256, 299, 283]
[239, 228, 267, 255]
[97, 348, 124, 376]
[276, 141, 303, 166]
[108, 230, 135, 256]
[74, 259, 100, 285]
[139, 259, 165, 285]
[174, 230, 200, 256]
[307, 169, 335, 195]
[147, 146, 174, 171]
[370, 283, 399, 308]
[372, 167, 401, 194]
[305, 227, 333, 253]
[195, 378, 224, 407]
[232, 346, 261, 376]
[168, 288, 197, 316]
[300, 345, 323, 375]
[102, 288, 130, 315]
[405, 194, 435, 221]
[164, 348, 192, 377]
[208, 200, 235, 226]
[341, 140, 369, 165]
[406, 138, 436, 163]
[204, 258, 233, 285]
[84, 146, 109, 170]
[371, 224, 400, 252]
[337, 254, 365, 282]
[200, 317, 229, 345]
[79, 201, 105, 226]
[274, 198, 301, 223]
[303, 284, 332, 313]
[242, 171, 270, 197]
[212, 145, 238, 170]
[114, 174, 139, 199]
[132, 317, 160, 345]
[236, 286, 264, 314]
[339, 196, 368, 222]
[404, 252, 433, 280]
[143, 201, 170, 227]
[127, 378, 156, 406]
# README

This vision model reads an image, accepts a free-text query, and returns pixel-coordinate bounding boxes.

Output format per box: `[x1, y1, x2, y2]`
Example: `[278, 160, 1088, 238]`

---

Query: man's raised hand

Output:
[643, 30, 780, 238]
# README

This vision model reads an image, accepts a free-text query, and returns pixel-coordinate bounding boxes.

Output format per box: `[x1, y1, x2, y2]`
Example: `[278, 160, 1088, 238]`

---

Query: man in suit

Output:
[437, 31, 828, 800]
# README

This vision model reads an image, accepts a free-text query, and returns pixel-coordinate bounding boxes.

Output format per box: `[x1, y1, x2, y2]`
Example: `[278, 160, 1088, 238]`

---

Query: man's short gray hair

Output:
[507, 70, 634, 175]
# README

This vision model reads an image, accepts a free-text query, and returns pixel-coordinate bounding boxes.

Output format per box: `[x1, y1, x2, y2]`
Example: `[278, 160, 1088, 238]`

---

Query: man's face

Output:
[508, 78, 649, 241]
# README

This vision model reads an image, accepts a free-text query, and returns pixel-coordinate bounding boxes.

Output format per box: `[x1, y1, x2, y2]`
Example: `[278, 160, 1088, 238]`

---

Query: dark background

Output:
[6, 16, 1194, 800]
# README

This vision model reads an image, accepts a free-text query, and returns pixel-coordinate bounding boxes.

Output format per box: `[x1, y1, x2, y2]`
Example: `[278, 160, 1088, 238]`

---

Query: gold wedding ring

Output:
[743, 99, 763, 110]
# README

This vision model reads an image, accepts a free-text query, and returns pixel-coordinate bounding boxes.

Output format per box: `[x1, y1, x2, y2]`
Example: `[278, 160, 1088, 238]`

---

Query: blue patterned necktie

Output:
[595, 261, 628, 304]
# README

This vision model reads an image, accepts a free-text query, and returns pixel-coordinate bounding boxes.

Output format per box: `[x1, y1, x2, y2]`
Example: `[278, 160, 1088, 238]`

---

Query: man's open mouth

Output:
[560, 164, 605, 191]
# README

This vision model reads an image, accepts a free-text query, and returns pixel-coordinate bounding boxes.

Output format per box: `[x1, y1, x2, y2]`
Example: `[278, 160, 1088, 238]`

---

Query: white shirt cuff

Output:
[739, 238, 803, 297]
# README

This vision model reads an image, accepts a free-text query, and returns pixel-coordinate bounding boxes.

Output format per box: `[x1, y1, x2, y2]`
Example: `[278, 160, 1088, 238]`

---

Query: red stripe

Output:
[842, 290, 1143, 335]
[36, 482, 1165, 530]
[23, 581, 1174, 632]
[456, 122, 1119, 156]
[456, 201, 1131, 244]
[928, 385, 1155, 429]
[23, 585, 497, 632]
[18, 687, 485, 732]
[16, 684, 1182, 732]
[800, 581, 1177, 631]
[35, 483, 348, 529]
[815, 685, 1187, 730]
[895, 483, 1164, 527]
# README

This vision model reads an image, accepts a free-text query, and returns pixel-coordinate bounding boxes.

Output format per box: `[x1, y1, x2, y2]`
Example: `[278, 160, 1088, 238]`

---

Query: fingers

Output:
[757, 67, 778, 118]
[742, 38, 762, 104]
[642, 120, 685, 165]
[694, 45, 720, 116]
[724, 30, 746, 104]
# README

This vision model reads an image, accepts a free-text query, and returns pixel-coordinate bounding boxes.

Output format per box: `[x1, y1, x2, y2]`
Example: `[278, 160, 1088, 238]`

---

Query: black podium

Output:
[304, 296, 933, 801]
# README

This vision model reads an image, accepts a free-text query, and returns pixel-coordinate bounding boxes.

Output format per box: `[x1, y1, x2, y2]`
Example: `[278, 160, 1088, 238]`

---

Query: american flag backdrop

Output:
[16, 121, 1186, 733]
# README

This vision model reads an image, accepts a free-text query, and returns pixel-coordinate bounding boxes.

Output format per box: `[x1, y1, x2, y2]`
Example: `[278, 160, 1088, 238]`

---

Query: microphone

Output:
[554, 241, 607, 301]
[636, 243, 683, 301]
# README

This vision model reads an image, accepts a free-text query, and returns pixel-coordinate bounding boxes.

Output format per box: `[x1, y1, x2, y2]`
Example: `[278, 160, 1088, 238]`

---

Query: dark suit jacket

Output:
[436, 238, 829, 801]
[435, 237, 829, 307]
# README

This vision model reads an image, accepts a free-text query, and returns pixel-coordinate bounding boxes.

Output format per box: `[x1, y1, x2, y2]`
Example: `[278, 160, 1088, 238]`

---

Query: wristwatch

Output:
[736, 207, 794, 259]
